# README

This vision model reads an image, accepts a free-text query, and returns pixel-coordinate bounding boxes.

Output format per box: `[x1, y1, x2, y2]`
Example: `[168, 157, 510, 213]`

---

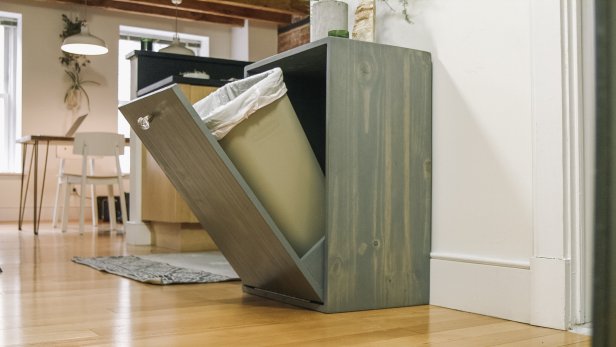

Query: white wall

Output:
[378, 0, 534, 261]
[246, 21, 279, 61]
[231, 20, 279, 61]
[343, 0, 579, 329]
[0, 0, 236, 223]
[365, 0, 534, 321]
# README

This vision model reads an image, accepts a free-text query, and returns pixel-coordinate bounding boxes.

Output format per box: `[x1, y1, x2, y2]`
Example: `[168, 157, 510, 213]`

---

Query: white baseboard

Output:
[0, 206, 93, 223]
[430, 258, 531, 323]
[570, 323, 592, 336]
[530, 257, 570, 329]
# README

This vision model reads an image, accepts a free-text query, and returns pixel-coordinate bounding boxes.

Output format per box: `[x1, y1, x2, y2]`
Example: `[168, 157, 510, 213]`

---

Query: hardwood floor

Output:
[0, 223, 591, 346]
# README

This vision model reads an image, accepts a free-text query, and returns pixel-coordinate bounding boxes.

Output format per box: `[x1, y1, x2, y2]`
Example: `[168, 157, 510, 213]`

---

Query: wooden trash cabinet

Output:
[119, 37, 432, 312]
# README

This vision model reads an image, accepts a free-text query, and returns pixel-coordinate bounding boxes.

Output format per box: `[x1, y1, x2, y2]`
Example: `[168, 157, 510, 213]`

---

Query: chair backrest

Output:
[73, 132, 125, 157]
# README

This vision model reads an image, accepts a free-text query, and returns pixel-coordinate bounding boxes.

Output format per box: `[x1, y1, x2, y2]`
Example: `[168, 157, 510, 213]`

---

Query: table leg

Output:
[18, 143, 27, 230]
[33, 140, 38, 235]
[19, 145, 34, 232]
[37, 141, 50, 234]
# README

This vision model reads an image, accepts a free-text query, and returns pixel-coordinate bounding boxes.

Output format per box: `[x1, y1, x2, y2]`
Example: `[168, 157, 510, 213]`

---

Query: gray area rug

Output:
[72, 251, 239, 285]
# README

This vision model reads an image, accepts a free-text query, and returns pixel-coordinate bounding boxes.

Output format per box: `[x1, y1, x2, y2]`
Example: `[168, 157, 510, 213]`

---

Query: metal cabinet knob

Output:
[137, 115, 152, 130]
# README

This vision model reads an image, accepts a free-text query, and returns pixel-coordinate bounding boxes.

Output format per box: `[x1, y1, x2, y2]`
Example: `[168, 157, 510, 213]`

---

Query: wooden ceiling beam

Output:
[111, 0, 294, 24]
[36, 0, 245, 26]
[202, 0, 309, 16]
[36, 0, 308, 25]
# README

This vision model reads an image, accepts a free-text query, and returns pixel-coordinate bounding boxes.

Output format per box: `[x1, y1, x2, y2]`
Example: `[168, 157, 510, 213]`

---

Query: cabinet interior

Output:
[246, 44, 327, 174]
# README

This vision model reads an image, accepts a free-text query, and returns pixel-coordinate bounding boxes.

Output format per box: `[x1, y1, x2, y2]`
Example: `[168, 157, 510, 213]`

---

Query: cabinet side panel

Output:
[325, 39, 432, 312]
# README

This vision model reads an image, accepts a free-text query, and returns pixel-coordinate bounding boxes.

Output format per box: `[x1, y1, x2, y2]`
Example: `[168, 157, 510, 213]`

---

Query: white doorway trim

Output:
[530, 0, 591, 330]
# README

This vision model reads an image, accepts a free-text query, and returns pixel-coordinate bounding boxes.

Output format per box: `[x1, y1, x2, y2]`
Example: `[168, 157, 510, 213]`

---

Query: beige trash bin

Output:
[193, 68, 324, 257]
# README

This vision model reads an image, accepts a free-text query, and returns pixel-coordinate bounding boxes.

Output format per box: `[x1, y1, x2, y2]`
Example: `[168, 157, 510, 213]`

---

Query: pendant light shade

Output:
[159, 0, 195, 56]
[159, 37, 194, 55]
[61, 22, 108, 55]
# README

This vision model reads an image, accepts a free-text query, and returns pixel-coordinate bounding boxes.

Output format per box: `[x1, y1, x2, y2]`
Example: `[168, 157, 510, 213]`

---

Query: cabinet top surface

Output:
[127, 50, 251, 66]
[246, 37, 431, 73]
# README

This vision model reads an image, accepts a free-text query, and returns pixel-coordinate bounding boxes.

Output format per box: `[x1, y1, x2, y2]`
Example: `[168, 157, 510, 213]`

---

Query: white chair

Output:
[52, 132, 128, 233]
[51, 145, 98, 230]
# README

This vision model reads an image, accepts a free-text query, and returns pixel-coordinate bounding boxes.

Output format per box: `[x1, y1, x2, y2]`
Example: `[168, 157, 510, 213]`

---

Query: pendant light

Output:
[61, 0, 108, 55]
[159, 0, 195, 56]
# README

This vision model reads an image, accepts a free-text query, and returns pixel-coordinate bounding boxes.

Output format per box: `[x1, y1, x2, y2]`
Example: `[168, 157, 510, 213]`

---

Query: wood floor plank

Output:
[0, 222, 590, 346]
[495, 330, 591, 346]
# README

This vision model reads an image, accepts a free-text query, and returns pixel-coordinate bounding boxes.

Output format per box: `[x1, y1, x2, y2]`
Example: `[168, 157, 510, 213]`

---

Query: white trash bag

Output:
[194, 67, 287, 140]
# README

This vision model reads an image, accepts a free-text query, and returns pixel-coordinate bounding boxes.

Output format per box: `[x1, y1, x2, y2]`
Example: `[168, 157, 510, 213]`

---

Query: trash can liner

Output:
[192, 67, 325, 258]
[194, 67, 288, 140]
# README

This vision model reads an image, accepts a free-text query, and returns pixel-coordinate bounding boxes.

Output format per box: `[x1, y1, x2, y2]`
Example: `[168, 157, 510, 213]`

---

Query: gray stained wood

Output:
[245, 37, 432, 312]
[121, 37, 432, 312]
[326, 39, 432, 312]
[119, 86, 323, 303]
[592, 0, 616, 344]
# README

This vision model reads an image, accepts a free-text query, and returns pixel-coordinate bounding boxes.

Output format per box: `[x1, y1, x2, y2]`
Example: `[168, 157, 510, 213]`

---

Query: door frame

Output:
[530, 0, 592, 329]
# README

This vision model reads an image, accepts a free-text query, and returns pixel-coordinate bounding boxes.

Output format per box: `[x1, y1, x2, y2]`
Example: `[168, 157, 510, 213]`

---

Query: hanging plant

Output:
[64, 70, 98, 111]
[59, 14, 98, 111]
[380, 0, 412, 23]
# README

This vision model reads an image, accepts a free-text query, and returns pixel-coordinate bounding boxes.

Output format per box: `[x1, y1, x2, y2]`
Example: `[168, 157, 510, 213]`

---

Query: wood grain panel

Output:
[324, 39, 432, 312]
[186, 85, 219, 105]
[142, 84, 217, 224]
[151, 222, 218, 251]
[120, 86, 323, 303]
[142, 149, 185, 222]
[238, 37, 432, 312]
[175, 84, 218, 221]
[129, 38, 431, 312]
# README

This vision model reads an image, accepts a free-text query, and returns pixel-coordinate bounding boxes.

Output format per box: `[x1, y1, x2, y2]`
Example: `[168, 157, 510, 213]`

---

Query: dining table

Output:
[16, 135, 129, 235]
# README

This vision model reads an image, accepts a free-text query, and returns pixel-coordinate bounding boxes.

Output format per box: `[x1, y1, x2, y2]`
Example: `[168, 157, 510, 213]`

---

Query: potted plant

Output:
[59, 14, 99, 111]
